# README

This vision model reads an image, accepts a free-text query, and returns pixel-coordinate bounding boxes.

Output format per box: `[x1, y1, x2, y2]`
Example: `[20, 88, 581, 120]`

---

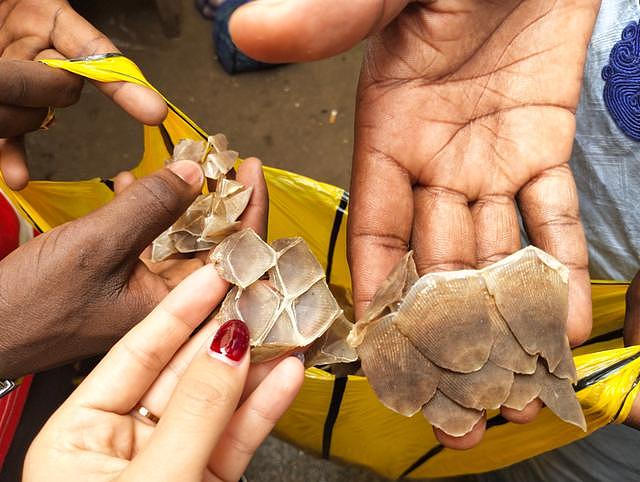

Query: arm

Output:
[230, 0, 601, 447]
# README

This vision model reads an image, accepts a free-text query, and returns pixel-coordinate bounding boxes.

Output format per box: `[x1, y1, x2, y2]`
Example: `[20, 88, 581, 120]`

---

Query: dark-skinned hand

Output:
[230, 0, 600, 448]
[0, 157, 268, 379]
[0, 0, 167, 190]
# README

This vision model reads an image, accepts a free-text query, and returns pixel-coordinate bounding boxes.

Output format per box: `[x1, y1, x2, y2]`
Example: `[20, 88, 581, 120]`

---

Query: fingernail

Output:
[292, 352, 305, 364]
[209, 319, 250, 364]
[167, 160, 203, 187]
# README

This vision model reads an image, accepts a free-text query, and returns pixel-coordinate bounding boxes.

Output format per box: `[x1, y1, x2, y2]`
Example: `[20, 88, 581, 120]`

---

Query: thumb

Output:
[229, 0, 409, 62]
[79, 161, 203, 266]
[47, 3, 167, 125]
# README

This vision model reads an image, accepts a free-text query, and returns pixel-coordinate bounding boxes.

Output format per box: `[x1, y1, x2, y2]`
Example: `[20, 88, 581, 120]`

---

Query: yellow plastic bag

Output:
[2, 55, 638, 480]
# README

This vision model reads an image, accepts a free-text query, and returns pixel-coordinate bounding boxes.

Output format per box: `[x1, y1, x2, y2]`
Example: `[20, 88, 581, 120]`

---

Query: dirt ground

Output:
[27, 0, 358, 190]
[3, 1, 393, 481]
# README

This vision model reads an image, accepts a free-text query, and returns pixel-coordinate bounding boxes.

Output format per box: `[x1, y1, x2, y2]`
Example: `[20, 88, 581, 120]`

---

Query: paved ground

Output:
[6, 1, 392, 481]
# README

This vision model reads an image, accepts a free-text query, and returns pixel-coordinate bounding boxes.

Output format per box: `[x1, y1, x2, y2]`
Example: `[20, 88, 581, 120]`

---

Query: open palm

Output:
[230, 0, 601, 447]
[350, 0, 595, 338]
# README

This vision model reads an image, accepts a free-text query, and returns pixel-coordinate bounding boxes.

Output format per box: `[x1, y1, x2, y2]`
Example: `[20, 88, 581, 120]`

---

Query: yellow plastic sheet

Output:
[2, 55, 638, 480]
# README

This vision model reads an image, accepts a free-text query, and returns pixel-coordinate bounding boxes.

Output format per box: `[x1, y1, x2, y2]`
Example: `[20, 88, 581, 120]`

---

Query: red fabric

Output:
[0, 194, 32, 471]
[0, 376, 32, 471]
[0, 194, 19, 259]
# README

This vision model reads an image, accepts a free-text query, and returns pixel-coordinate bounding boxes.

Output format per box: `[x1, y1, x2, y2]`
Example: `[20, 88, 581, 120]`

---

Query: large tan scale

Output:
[348, 247, 586, 437]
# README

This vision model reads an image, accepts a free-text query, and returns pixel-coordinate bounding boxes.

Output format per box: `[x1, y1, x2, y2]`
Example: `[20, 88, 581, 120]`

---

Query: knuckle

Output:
[417, 185, 469, 204]
[349, 230, 408, 253]
[248, 402, 280, 426]
[14, 69, 28, 105]
[225, 430, 256, 457]
[178, 375, 234, 417]
[476, 252, 514, 266]
[120, 337, 165, 373]
[84, 34, 113, 56]
[58, 77, 83, 106]
[134, 173, 186, 218]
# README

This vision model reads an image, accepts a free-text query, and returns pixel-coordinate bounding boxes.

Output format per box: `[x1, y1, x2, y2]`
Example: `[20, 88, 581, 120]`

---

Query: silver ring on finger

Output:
[132, 403, 160, 425]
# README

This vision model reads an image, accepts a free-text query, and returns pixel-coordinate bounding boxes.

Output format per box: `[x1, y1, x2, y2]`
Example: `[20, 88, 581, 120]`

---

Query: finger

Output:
[144, 257, 206, 289]
[48, 4, 167, 124]
[242, 356, 286, 402]
[624, 271, 640, 346]
[70, 264, 229, 412]
[208, 356, 305, 481]
[113, 171, 136, 194]
[518, 165, 591, 346]
[470, 194, 521, 268]
[0, 59, 82, 108]
[230, 0, 409, 62]
[127, 321, 251, 480]
[236, 157, 269, 239]
[140, 319, 283, 419]
[34, 48, 64, 61]
[412, 186, 476, 274]
[113, 170, 159, 260]
[0, 104, 48, 138]
[78, 160, 203, 268]
[348, 147, 413, 318]
[139, 316, 224, 419]
[0, 137, 28, 190]
[501, 398, 543, 424]
[433, 416, 486, 450]
[1, 36, 46, 60]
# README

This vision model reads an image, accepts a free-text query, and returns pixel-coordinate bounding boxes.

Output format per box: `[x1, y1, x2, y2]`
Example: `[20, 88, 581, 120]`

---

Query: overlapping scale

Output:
[305, 314, 358, 367]
[350, 246, 586, 436]
[210, 229, 276, 288]
[212, 228, 355, 364]
[422, 391, 484, 437]
[438, 361, 514, 411]
[358, 315, 440, 417]
[394, 272, 493, 373]
[481, 248, 569, 371]
[150, 136, 355, 367]
[151, 134, 252, 262]
[488, 303, 538, 375]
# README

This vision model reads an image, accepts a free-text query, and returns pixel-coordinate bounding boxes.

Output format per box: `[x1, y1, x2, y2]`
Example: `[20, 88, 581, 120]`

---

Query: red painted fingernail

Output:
[209, 319, 250, 363]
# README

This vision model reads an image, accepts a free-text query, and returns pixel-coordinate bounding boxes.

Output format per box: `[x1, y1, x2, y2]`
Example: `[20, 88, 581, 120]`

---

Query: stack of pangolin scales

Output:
[151, 134, 253, 261]
[348, 247, 586, 437]
[150, 137, 357, 366]
[211, 229, 357, 365]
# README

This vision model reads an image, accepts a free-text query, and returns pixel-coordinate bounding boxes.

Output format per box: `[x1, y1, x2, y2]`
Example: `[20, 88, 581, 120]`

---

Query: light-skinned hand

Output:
[24, 263, 305, 481]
